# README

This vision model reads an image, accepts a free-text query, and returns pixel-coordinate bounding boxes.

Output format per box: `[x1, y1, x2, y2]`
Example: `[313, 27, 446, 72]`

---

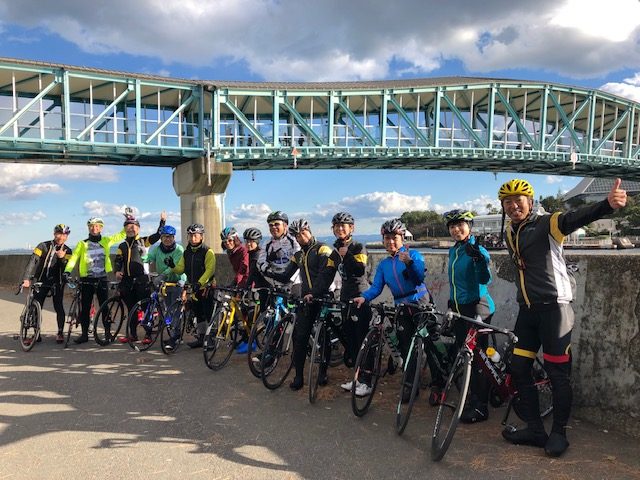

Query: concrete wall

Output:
[2, 251, 638, 436]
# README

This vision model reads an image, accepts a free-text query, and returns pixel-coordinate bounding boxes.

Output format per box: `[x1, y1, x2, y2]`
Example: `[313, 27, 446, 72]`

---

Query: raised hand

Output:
[607, 178, 627, 210]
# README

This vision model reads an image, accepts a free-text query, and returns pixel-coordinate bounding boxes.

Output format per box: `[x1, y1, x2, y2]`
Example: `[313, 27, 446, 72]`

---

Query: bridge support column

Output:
[172, 157, 232, 253]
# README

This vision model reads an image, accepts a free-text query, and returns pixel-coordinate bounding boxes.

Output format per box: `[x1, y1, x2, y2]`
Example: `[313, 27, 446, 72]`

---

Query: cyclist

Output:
[164, 223, 216, 349]
[498, 178, 626, 457]
[325, 212, 372, 396]
[146, 225, 186, 307]
[21, 224, 73, 344]
[353, 218, 440, 403]
[221, 226, 249, 288]
[443, 209, 495, 423]
[256, 211, 301, 293]
[64, 214, 127, 344]
[265, 219, 334, 391]
[244, 227, 269, 293]
[114, 211, 166, 343]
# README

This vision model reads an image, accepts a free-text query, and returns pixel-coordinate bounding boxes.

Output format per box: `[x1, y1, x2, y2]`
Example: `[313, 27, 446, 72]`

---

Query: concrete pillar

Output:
[172, 157, 232, 252]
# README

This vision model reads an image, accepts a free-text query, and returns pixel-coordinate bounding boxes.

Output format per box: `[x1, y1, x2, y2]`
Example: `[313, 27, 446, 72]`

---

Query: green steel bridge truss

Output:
[1, 57, 640, 179]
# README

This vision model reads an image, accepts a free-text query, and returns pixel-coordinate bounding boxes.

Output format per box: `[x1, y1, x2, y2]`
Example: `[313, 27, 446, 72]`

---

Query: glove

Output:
[164, 257, 175, 268]
[62, 272, 71, 283]
[465, 239, 482, 262]
[258, 263, 269, 273]
[124, 206, 134, 216]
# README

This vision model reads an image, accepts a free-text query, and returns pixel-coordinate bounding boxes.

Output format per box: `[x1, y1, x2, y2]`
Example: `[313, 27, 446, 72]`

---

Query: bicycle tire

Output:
[351, 327, 383, 417]
[204, 308, 239, 370]
[127, 299, 163, 351]
[160, 302, 187, 354]
[93, 297, 126, 346]
[431, 350, 472, 462]
[261, 314, 295, 390]
[308, 322, 327, 404]
[396, 337, 424, 435]
[247, 312, 269, 378]
[20, 300, 41, 352]
[64, 296, 80, 348]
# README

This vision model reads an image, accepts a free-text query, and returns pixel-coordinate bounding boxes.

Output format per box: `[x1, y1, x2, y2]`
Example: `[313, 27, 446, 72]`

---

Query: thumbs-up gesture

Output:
[607, 178, 627, 210]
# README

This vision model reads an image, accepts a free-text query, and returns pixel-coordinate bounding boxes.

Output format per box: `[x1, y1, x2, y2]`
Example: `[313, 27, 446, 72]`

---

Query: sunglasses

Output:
[268, 222, 283, 228]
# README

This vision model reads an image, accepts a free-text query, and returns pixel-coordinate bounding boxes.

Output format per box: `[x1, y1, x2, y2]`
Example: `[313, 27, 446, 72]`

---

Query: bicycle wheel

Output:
[20, 300, 41, 352]
[308, 322, 327, 404]
[351, 327, 384, 417]
[247, 311, 269, 378]
[396, 337, 424, 435]
[511, 358, 554, 421]
[204, 308, 239, 370]
[93, 297, 126, 346]
[64, 296, 80, 348]
[431, 351, 472, 462]
[261, 314, 295, 390]
[328, 325, 345, 367]
[128, 299, 163, 351]
[160, 302, 187, 354]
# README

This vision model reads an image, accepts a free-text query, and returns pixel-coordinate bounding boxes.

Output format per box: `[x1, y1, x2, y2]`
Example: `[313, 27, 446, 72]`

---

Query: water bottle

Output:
[486, 347, 505, 372]
[383, 317, 403, 369]
[137, 310, 144, 324]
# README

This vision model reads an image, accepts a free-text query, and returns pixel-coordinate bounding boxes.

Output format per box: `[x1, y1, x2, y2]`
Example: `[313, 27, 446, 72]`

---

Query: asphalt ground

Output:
[1, 286, 639, 480]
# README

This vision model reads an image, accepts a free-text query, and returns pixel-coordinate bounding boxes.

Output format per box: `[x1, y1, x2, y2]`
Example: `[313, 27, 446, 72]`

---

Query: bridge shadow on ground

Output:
[1, 301, 639, 479]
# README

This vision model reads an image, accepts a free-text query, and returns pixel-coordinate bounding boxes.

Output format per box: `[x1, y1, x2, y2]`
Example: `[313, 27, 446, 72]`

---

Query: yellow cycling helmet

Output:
[498, 179, 534, 200]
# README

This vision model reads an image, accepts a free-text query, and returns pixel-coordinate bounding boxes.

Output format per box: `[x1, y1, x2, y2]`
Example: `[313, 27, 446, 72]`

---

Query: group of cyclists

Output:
[19, 177, 628, 459]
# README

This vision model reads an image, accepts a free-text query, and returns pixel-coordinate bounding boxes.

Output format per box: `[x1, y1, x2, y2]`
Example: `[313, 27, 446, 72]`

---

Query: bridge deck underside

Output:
[1, 58, 639, 179]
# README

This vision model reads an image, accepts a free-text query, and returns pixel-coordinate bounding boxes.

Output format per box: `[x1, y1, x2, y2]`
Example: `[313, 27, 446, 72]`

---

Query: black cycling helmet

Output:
[267, 211, 289, 224]
[289, 218, 311, 236]
[220, 226, 238, 240]
[243, 227, 263, 242]
[331, 212, 354, 225]
[442, 209, 474, 227]
[124, 216, 140, 227]
[380, 218, 407, 236]
[187, 223, 205, 234]
[54, 224, 71, 235]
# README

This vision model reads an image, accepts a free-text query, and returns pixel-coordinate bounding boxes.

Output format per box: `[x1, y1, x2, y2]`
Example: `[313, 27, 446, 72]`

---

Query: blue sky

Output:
[1, 0, 639, 249]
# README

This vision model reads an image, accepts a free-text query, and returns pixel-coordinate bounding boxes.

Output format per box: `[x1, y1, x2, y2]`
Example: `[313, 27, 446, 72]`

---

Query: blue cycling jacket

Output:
[447, 235, 495, 314]
[361, 245, 429, 304]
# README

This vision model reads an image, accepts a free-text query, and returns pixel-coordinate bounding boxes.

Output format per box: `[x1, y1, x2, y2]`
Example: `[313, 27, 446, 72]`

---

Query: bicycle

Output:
[431, 310, 553, 461]
[203, 286, 259, 370]
[64, 278, 98, 348]
[351, 303, 403, 417]
[396, 303, 455, 435]
[159, 283, 202, 354]
[259, 289, 298, 390]
[93, 281, 127, 346]
[15, 281, 44, 352]
[307, 296, 349, 404]
[245, 287, 272, 378]
[127, 276, 175, 352]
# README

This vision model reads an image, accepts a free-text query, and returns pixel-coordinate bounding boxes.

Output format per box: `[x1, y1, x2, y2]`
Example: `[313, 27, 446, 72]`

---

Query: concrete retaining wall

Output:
[2, 251, 638, 436]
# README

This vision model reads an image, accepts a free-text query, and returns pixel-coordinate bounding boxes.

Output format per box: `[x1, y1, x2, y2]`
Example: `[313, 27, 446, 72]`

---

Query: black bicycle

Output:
[15, 281, 44, 352]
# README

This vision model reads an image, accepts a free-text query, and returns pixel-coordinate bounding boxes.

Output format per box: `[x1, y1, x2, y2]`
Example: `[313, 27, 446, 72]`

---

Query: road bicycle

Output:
[431, 310, 553, 461]
[159, 283, 202, 354]
[15, 281, 44, 352]
[308, 296, 349, 404]
[351, 303, 403, 417]
[259, 289, 298, 390]
[396, 303, 455, 435]
[127, 276, 175, 351]
[64, 278, 98, 348]
[93, 281, 126, 346]
[244, 287, 272, 378]
[203, 286, 260, 370]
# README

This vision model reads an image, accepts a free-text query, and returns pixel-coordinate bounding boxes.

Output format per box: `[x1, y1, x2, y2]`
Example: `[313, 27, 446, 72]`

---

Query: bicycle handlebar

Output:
[441, 310, 517, 342]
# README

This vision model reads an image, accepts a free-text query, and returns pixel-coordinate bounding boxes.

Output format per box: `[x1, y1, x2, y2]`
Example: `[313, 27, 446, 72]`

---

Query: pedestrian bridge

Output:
[2, 57, 640, 179]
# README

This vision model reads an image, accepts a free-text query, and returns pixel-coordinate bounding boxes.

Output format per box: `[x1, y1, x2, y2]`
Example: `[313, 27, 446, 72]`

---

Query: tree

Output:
[539, 191, 566, 213]
[400, 210, 448, 239]
[485, 203, 500, 215]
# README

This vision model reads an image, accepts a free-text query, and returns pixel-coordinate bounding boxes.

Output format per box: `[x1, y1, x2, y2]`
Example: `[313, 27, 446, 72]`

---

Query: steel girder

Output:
[1, 58, 640, 179]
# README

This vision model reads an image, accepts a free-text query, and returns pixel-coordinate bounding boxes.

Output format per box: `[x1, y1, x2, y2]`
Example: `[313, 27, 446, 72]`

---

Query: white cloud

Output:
[81, 201, 178, 235]
[600, 73, 640, 102]
[0, 164, 118, 199]
[0, 210, 46, 225]
[0, 0, 638, 80]
[545, 175, 563, 184]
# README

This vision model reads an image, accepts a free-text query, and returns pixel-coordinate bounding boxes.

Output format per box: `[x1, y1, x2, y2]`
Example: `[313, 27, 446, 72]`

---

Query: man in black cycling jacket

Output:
[22, 224, 72, 343]
[498, 178, 626, 457]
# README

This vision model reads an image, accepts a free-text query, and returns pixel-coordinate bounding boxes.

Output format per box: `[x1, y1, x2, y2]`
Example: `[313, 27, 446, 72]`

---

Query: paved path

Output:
[0, 286, 639, 480]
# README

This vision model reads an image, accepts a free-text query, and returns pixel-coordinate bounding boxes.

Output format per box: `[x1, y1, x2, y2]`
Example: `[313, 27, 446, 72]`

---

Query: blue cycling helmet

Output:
[160, 225, 176, 236]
